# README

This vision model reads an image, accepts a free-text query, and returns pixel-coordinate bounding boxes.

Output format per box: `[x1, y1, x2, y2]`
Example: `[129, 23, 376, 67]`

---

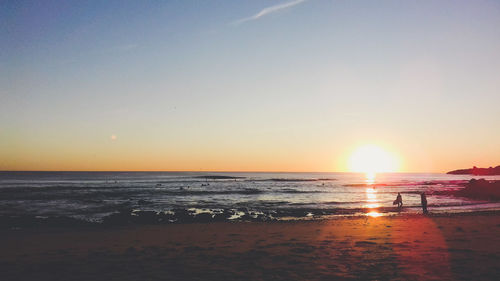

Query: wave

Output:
[342, 183, 388, 187]
[194, 175, 246, 180]
[252, 178, 337, 182]
[164, 188, 264, 195]
[2, 200, 500, 228]
[0, 207, 392, 227]
[277, 188, 326, 194]
[0, 185, 331, 201]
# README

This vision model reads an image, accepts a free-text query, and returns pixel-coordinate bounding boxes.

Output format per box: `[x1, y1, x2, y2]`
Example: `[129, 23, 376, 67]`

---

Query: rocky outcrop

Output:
[456, 179, 500, 200]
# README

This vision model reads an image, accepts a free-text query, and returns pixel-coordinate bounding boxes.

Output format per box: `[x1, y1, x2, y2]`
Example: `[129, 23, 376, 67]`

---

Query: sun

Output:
[348, 144, 399, 175]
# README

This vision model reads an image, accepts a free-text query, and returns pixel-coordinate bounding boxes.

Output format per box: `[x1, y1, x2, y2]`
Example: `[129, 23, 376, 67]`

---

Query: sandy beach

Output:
[1, 212, 499, 281]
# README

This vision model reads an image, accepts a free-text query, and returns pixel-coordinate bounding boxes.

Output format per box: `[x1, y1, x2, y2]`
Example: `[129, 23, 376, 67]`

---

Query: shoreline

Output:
[2, 208, 500, 230]
[2, 211, 499, 280]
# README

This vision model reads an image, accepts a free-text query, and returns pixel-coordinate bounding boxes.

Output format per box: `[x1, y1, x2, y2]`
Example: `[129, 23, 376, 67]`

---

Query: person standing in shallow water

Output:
[397, 192, 403, 209]
[421, 192, 428, 214]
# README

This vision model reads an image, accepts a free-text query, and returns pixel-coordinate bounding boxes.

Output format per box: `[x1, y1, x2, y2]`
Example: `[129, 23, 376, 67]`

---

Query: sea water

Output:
[1, 171, 499, 223]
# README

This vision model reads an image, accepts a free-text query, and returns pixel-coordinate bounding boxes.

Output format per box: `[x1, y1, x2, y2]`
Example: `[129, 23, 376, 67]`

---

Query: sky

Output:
[1, 0, 500, 172]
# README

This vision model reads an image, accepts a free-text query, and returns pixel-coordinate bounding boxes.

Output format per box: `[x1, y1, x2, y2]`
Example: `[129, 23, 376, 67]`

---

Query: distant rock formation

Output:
[456, 179, 500, 200]
[447, 165, 500, 175]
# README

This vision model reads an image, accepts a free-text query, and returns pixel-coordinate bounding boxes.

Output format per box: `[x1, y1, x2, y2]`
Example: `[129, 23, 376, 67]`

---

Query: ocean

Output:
[1, 171, 499, 224]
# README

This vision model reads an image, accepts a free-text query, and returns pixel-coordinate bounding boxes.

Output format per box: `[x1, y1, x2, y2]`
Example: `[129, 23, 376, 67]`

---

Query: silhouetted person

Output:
[421, 192, 428, 214]
[395, 192, 403, 210]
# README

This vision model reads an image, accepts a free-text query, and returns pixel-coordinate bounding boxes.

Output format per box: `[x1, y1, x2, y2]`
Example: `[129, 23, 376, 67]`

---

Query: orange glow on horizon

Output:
[1, 138, 497, 172]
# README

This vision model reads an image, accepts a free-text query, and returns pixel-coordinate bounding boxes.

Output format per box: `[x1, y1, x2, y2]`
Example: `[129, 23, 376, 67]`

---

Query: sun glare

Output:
[348, 145, 399, 175]
[366, 211, 382, 217]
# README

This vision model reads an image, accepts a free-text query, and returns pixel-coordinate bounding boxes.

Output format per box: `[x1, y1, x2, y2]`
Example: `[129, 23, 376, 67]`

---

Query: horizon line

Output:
[0, 170, 447, 174]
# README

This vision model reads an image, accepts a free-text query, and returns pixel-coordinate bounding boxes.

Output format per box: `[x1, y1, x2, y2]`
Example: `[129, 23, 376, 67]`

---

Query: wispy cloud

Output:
[232, 0, 307, 26]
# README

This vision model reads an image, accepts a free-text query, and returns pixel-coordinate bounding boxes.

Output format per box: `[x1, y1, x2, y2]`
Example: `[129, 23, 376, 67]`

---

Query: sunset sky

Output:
[1, 0, 500, 172]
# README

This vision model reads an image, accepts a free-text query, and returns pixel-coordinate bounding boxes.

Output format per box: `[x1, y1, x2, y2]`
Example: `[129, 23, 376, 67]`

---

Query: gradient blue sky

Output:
[1, 0, 500, 172]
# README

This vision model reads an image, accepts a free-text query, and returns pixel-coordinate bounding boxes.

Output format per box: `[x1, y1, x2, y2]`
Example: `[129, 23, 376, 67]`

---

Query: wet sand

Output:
[1, 213, 499, 280]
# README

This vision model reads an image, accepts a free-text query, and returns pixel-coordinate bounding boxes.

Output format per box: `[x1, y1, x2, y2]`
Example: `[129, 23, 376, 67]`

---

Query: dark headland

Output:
[447, 165, 500, 200]
[447, 165, 500, 175]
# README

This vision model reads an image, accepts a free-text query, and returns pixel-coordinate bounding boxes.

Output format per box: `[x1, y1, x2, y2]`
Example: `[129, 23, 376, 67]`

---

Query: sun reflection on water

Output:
[365, 173, 380, 216]
[366, 211, 381, 217]
[365, 172, 376, 185]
